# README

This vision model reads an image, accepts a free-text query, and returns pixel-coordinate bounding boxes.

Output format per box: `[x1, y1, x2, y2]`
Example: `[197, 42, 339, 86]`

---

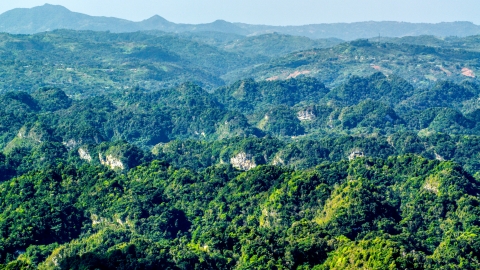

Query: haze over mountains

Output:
[1, 4, 480, 39]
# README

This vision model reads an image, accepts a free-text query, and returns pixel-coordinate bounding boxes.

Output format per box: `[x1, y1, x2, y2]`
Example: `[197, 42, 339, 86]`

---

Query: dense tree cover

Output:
[167, 32, 343, 58]
[0, 156, 480, 268]
[150, 133, 480, 177]
[213, 77, 329, 114]
[1, 74, 480, 179]
[0, 83, 262, 150]
[324, 72, 414, 106]
[216, 33, 342, 58]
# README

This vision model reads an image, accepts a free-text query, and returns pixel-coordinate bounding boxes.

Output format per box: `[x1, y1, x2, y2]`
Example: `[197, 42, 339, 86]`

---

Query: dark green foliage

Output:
[403, 108, 475, 133]
[0, 156, 479, 268]
[325, 72, 414, 106]
[1, 73, 480, 181]
[0, 167, 86, 262]
[214, 77, 328, 113]
[0, 30, 264, 94]
[0, 92, 40, 112]
[338, 100, 403, 130]
[403, 80, 475, 110]
[31, 87, 72, 112]
[152, 133, 480, 178]
[258, 106, 305, 136]
[218, 33, 342, 58]
[127, 46, 180, 62]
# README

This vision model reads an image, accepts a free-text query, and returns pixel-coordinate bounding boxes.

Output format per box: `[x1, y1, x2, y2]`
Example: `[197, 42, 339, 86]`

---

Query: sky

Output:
[0, 0, 479, 25]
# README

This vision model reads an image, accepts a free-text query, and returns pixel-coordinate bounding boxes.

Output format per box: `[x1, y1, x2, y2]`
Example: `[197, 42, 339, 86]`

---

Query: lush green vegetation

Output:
[381, 35, 480, 53]
[1, 30, 480, 269]
[0, 72, 480, 268]
[1, 70, 480, 177]
[2, 155, 480, 269]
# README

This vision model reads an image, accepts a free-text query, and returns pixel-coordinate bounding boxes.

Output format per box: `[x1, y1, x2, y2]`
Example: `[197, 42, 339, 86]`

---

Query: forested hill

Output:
[3, 78, 480, 268]
[0, 30, 478, 96]
[2, 74, 480, 176]
[226, 39, 480, 87]
[2, 4, 480, 39]
[1, 79, 480, 267]
[3, 153, 480, 269]
[0, 30, 265, 92]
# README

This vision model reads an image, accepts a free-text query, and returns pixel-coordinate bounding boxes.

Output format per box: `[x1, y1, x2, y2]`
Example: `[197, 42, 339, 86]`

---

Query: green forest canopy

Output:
[0, 30, 480, 269]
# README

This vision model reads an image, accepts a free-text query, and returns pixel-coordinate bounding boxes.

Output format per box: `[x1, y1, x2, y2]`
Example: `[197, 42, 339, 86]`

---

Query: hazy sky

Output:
[1, 0, 479, 25]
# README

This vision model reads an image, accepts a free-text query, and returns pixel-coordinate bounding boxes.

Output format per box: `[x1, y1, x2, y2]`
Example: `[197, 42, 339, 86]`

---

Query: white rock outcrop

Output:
[297, 109, 316, 121]
[230, 152, 256, 171]
[271, 152, 285, 166]
[348, 150, 365, 160]
[63, 139, 80, 149]
[99, 153, 124, 170]
[78, 148, 92, 162]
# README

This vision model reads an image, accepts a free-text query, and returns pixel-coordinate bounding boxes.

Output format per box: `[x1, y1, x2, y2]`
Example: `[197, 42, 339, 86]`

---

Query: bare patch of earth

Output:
[462, 67, 475, 78]
[266, 76, 279, 81]
[286, 70, 310, 79]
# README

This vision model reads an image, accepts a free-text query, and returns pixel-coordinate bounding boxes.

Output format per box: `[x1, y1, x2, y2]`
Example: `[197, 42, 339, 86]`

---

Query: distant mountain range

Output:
[1, 4, 480, 40]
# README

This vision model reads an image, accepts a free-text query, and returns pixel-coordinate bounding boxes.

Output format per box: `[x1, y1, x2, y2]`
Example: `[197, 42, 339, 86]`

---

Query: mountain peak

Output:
[34, 3, 71, 12]
[139, 15, 173, 29]
[212, 19, 229, 24]
[143, 15, 170, 23]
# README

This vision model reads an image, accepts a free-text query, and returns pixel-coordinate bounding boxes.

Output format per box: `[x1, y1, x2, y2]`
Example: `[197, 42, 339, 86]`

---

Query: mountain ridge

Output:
[1, 4, 480, 39]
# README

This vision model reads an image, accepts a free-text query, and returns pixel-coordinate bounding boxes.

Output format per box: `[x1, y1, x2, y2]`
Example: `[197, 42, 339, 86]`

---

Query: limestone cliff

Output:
[230, 152, 256, 171]
[98, 153, 124, 170]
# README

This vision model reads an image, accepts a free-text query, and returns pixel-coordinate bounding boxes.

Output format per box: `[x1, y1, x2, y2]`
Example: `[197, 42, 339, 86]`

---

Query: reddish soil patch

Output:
[461, 68, 475, 78]
[266, 76, 279, 81]
[286, 70, 310, 79]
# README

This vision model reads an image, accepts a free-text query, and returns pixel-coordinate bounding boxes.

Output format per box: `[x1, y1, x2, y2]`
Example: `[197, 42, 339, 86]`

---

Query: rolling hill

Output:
[224, 39, 480, 87]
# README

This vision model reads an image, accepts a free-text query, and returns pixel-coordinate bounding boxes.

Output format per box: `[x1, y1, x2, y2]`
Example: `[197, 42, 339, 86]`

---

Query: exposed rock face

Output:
[98, 153, 124, 170]
[230, 152, 256, 171]
[348, 150, 365, 160]
[434, 151, 445, 161]
[91, 214, 107, 226]
[461, 67, 475, 78]
[286, 70, 310, 79]
[17, 126, 43, 143]
[63, 139, 80, 149]
[271, 152, 285, 166]
[78, 147, 92, 162]
[260, 208, 280, 228]
[17, 128, 26, 139]
[297, 109, 316, 121]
